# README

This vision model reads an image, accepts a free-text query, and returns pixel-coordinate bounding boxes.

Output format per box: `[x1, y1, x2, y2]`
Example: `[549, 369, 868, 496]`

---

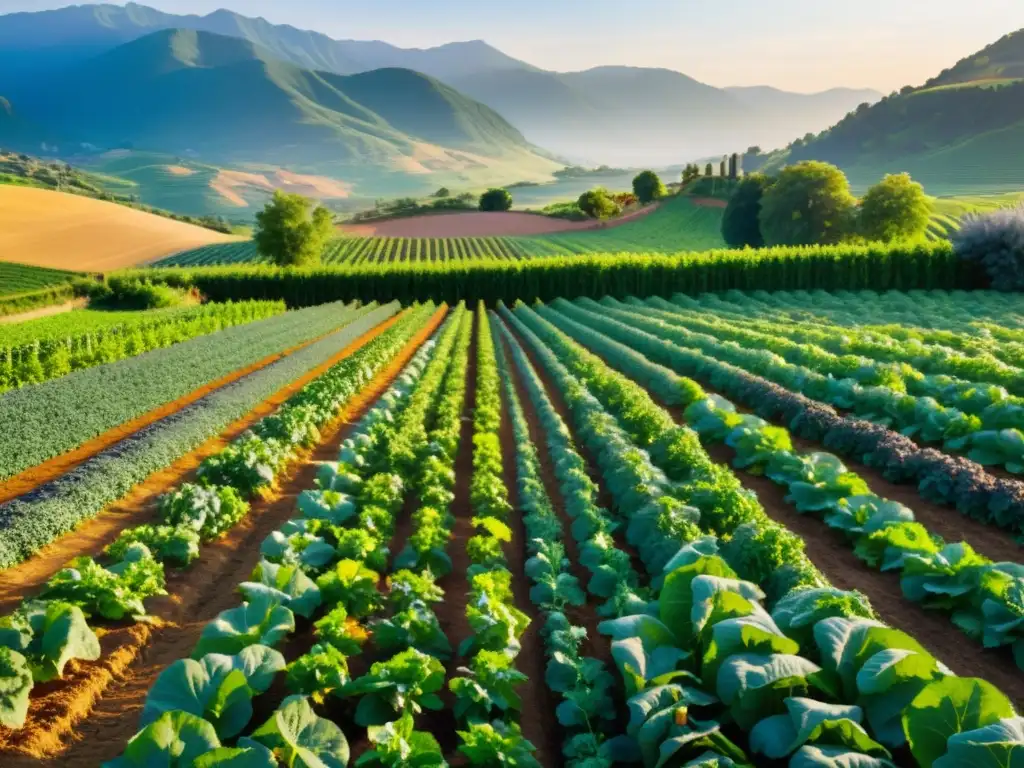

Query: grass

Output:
[155, 196, 727, 267]
[0, 262, 80, 298]
[925, 192, 1024, 240]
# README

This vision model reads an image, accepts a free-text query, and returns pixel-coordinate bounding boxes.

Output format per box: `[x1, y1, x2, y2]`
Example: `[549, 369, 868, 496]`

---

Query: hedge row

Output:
[132, 240, 972, 306]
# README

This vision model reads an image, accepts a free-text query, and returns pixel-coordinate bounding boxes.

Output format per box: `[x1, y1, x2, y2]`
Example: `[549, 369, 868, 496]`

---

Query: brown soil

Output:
[0, 298, 88, 325]
[343, 205, 658, 239]
[0, 307, 447, 764]
[0, 314, 406, 612]
[496, 335, 564, 768]
[0, 324, 348, 507]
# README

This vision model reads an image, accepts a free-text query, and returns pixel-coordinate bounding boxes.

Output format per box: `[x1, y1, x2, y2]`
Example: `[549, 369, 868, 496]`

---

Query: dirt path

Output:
[0, 312, 410, 612]
[0, 309, 446, 763]
[343, 205, 658, 239]
[0, 298, 87, 325]
[433, 312, 478, 760]
[497, 336, 564, 768]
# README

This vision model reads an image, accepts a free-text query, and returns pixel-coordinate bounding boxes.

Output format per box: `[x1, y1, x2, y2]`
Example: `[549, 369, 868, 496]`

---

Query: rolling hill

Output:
[758, 28, 1024, 194]
[0, 185, 237, 270]
[0, 3, 881, 167]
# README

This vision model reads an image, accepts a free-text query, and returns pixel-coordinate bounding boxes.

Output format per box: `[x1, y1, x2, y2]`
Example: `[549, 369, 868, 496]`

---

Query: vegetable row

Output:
[0, 300, 370, 482]
[500, 300, 1024, 767]
[0, 303, 401, 569]
[0, 300, 285, 392]
[0, 303, 434, 739]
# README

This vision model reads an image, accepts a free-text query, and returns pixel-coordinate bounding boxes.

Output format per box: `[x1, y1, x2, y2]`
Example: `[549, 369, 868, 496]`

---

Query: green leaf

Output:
[193, 742, 277, 767]
[240, 560, 321, 620]
[192, 594, 295, 658]
[659, 556, 739, 641]
[904, 677, 1016, 768]
[103, 711, 220, 768]
[0, 647, 33, 729]
[933, 716, 1024, 768]
[791, 745, 897, 767]
[715, 653, 823, 730]
[141, 659, 254, 739]
[251, 695, 350, 768]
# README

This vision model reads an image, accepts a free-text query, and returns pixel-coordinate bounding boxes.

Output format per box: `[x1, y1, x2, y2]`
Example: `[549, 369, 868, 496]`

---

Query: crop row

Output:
[134, 237, 969, 306]
[0, 301, 369, 484]
[0, 302, 437, 740]
[577, 296, 1024, 535]
[500, 301, 1024, 767]
[0, 262, 78, 298]
[0, 300, 286, 392]
[544, 298, 1024, 669]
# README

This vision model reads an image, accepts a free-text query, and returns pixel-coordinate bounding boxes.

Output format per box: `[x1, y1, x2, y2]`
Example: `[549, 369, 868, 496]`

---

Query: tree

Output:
[254, 190, 333, 267]
[632, 170, 667, 204]
[746, 146, 762, 156]
[577, 187, 621, 220]
[859, 173, 931, 242]
[721, 173, 774, 248]
[759, 161, 857, 246]
[479, 188, 513, 212]
[681, 164, 700, 185]
[433, 187, 451, 198]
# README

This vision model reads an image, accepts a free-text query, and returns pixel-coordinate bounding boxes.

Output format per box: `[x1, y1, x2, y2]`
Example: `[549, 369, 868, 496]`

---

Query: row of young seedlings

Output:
[547, 298, 1024, 673]
[494, 312, 637, 767]
[0, 302, 412, 734]
[94, 303, 442, 765]
[501, 301, 1024, 768]
[441, 304, 541, 765]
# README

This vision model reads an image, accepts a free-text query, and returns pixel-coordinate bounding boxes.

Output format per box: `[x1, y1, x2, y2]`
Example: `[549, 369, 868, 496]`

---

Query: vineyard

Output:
[155, 198, 727, 267]
[0, 262, 80, 297]
[0, 287, 1020, 768]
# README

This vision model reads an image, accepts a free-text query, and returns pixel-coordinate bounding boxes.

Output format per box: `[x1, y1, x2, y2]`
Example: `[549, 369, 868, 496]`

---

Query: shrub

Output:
[953, 204, 1024, 290]
[89, 277, 193, 309]
[859, 173, 931, 242]
[632, 170, 667, 204]
[479, 188, 513, 212]
[721, 173, 774, 248]
[577, 187, 622, 220]
[759, 161, 857, 246]
[254, 190, 333, 267]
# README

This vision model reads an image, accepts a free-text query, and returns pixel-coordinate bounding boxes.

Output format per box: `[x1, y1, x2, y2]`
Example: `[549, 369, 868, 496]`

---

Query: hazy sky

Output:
[2, 0, 1024, 92]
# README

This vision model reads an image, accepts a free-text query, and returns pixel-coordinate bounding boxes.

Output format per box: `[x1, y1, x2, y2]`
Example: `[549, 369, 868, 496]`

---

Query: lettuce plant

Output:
[357, 713, 447, 768]
[106, 524, 201, 568]
[457, 720, 540, 767]
[0, 600, 101, 682]
[316, 559, 381, 618]
[41, 544, 166, 620]
[343, 648, 445, 727]
[449, 649, 528, 723]
[192, 592, 295, 658]
[0, 646, 32, 729]
[286, 643, 350, 698]
[240, 559, 322, 619]
[159, 483, 249, 542]
[248, 695, 349, 768]
[314, 605, 370, 656]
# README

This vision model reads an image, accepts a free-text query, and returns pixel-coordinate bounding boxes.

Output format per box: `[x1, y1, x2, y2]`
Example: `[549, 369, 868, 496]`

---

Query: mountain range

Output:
[755, 28, 1024, 194]
[0, 3, 882, 168]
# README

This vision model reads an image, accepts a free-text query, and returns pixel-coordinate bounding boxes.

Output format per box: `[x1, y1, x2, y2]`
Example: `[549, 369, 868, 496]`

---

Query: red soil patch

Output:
[690, 197, 728, 208]
[343, 204, 658, 238]
[0, 307, 447, 763]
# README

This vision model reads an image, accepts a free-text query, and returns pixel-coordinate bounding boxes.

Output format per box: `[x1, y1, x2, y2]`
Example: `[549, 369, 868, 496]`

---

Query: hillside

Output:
[0, 185, 238, 270]
[0, 3, 881, 167]
[759, 28, 1024, 194]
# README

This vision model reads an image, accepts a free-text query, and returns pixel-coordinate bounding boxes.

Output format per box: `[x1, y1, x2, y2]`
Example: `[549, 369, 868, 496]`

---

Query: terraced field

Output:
[0, 289, 1023, 767]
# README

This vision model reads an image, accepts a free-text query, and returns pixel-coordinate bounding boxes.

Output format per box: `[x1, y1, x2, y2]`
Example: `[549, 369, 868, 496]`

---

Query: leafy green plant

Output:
[240, 559, 322, 619]
[286, 643, 350, 698]
[457, 720, 540, 767]
[192, 593, 295, 658]
[357, 713, 447, 768]
[106, 524, 201, 567]
[450, 650, 528, 723]
[0, 646, 33, 729]
[103, 711, 222, 768]
[41, 545, 166, 620]
[159, 484, 249, 542]
[0, 600, 100, 682]
[314, 605, 370, 655]
[343, 648, 446, 727]
[317, 559, 381, 617]
[248, 695, 350, 767]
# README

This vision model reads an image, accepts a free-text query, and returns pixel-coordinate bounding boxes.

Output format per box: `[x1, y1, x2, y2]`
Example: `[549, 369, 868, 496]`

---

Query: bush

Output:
[254, 190, 334, 267]
[953, 205, 1024, 291]
[632, 170, 667, 204]
[577, 187, 622, 220]
[89, 277, 194, 310]
[759, 161, 857, 246]
[479, 188, 513, 212]
[722, 173, 774, 248]
[859, 173, 931, 242]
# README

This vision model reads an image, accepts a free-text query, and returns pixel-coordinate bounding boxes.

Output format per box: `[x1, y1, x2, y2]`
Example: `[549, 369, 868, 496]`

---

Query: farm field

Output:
[0, 290, 1022, 767]
[0, 186, 239, 271]
[0, 263, 80, 298]
[154, 196, 727, 266]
